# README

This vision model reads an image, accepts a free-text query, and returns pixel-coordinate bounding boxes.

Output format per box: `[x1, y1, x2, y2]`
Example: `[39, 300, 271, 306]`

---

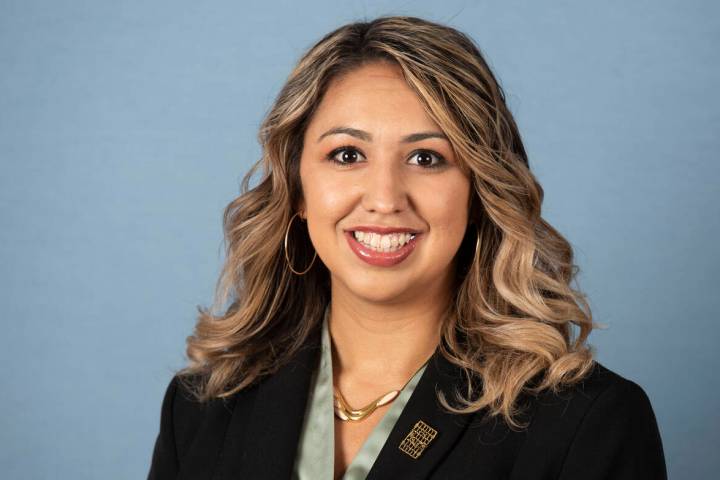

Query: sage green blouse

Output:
[291, 305, 427, 480]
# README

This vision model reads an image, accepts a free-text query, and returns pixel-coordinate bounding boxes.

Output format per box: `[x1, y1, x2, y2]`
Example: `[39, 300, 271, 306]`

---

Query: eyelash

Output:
[325, 145, 447, 170]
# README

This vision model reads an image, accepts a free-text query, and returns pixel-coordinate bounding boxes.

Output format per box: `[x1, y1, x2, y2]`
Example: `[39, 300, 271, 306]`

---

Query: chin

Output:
[356, 288, 408, 304]
[335, 273, 415, 303]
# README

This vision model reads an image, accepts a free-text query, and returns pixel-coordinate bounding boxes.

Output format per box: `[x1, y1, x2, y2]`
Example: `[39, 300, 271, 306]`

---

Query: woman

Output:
[147, 16, 667, 480]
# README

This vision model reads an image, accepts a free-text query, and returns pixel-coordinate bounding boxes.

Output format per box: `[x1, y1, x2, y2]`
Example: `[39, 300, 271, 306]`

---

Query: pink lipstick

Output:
[344, 230, 420, 267]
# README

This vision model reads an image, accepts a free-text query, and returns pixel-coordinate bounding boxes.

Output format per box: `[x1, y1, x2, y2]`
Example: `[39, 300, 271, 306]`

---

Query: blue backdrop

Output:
[1, 1, 717, 478]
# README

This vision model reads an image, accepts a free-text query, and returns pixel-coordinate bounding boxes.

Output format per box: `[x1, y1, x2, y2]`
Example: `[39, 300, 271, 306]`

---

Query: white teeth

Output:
[352, 231, 416, 252]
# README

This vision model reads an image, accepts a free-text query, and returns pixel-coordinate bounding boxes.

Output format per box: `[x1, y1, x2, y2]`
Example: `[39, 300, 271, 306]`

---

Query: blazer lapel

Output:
[365, 347, 476, 480]
[213, 324, 322, 479]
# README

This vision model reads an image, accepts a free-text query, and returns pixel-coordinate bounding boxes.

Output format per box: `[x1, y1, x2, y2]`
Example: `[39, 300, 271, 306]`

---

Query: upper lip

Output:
[345, 225, 422, 234]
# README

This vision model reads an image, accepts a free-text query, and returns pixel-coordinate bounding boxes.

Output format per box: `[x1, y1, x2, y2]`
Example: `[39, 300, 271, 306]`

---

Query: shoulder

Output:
[531, 360, 654, 422]
[159, 373, 242, 460]
[518, 361, 667, 479]
[168, 373, 211, 418]
[526, 360, 660, 438]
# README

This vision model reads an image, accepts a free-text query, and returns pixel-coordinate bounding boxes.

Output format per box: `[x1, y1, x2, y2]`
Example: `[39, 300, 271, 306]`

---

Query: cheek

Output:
[426, 178, 470, 225]
[306, 181, 352, 217]
[302, 170, 356, 228]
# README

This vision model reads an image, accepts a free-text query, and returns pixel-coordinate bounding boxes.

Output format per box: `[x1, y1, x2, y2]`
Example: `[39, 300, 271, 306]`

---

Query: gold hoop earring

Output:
[284, 211, 317, 275]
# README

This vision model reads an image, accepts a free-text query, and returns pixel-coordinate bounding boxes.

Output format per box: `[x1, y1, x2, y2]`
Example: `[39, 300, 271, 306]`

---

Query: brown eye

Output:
[326, 146, 365, 167]
[408, 150, 446, 169]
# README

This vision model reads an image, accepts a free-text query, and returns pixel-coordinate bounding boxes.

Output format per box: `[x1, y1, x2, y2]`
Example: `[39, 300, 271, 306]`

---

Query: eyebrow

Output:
[316, 126, 449, 144]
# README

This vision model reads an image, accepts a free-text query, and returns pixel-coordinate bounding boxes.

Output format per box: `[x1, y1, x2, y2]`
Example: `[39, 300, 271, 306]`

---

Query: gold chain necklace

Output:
[333, 356, 432, 422]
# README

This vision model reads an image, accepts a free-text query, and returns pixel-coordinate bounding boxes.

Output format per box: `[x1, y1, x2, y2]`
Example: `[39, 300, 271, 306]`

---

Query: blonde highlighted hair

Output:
[177, 15, 598, 429]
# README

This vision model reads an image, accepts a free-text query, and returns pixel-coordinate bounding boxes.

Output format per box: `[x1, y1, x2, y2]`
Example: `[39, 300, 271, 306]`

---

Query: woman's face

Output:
[298, 61, 471, 305]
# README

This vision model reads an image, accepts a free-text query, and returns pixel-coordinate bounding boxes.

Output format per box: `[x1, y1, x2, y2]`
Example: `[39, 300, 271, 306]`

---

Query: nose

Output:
[361, 158, 410, 214]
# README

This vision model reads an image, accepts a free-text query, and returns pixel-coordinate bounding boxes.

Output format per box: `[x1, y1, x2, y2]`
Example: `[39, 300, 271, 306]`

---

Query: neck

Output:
[327, 289, 448, 391]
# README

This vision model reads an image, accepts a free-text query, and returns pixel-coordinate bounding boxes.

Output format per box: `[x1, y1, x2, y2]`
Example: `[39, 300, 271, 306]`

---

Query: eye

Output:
[326, 146, 366, 167]
[325, 146, 448, 170]
[408, 150, 447, 170]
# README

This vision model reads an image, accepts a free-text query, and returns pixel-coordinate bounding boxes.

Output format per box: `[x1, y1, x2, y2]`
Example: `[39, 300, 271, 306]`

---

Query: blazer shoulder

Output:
[170, 374, 236, 452]
[172, 373, 208, 417]
[164, 373, 232, 461]
[147, 373, 207, 479]
[516, 361, 666, 479]
[529, 360, 657, 429]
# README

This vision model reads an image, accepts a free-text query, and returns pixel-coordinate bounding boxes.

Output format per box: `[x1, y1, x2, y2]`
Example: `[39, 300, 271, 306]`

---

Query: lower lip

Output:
[344, 231, 420, 267]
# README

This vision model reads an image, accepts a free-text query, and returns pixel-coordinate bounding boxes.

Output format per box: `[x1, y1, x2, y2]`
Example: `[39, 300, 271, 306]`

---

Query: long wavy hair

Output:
[176, 15, 598, 429]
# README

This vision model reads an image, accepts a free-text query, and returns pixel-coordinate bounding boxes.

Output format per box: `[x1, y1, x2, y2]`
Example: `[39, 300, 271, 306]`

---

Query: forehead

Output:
[306, 62, 440, 134]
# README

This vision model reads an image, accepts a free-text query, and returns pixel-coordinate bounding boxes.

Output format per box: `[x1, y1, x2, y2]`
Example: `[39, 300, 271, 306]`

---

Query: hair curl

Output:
[176, 15, 599, 430]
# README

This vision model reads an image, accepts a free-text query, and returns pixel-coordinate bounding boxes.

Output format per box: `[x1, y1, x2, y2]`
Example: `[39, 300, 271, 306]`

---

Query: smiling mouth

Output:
[344, 230, 421, 267]
[348, 230, 418, 252]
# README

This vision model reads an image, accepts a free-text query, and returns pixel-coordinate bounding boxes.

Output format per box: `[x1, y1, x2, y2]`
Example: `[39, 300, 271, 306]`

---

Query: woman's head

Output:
[298, 60, 471, 307]
[181, 15, 596, 429]
[265, 16, 532, 308]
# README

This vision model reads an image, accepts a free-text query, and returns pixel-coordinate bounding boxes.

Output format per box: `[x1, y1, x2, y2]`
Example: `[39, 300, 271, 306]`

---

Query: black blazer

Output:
[147, 323, 667, 479]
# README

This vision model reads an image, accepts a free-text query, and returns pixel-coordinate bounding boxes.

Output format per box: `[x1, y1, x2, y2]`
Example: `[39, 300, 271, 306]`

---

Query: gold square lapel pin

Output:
[398, 420, 438, 459]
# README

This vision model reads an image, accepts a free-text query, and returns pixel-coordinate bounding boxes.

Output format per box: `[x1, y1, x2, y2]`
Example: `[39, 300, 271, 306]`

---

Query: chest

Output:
[332, 405, 390, 479]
